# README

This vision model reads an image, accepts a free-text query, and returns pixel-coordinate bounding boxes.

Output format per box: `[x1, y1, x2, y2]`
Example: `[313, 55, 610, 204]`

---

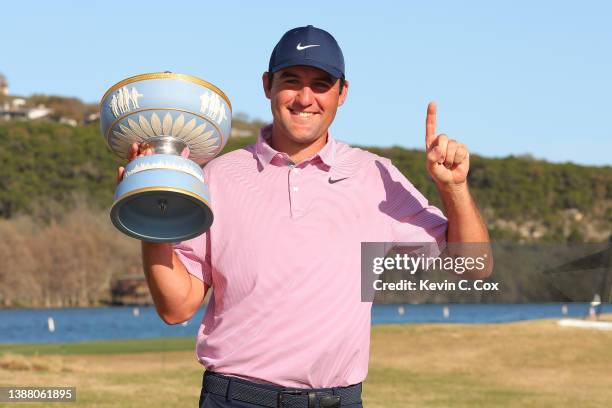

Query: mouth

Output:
[288, 108, 319, 118]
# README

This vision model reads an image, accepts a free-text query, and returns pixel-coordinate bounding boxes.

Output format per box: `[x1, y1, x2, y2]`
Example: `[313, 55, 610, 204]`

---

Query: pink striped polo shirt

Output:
[173, 125, 447, 388]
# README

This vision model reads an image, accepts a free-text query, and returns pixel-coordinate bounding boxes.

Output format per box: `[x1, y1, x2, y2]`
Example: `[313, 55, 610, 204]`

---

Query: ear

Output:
[262, 72, 271, 99]
[338, 79, 349, 107]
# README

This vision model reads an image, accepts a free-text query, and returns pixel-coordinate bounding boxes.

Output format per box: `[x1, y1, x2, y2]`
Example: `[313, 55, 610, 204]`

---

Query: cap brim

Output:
[270, 59, 344, 79]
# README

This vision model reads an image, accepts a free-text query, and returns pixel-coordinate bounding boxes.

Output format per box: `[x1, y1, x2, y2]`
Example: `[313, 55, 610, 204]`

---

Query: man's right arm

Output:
[141, 242, 208, 325]
[118, 142, 208, 325]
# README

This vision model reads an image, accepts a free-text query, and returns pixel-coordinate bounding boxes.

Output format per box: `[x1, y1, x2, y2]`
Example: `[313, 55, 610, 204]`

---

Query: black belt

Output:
[202, 371, 362, 407]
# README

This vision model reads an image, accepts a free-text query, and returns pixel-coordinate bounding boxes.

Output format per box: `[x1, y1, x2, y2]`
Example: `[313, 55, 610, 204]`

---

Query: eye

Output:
[313, 82, 332, 91]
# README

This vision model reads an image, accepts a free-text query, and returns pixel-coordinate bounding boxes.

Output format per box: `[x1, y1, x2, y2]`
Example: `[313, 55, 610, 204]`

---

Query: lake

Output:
[0, 303, 609, 344]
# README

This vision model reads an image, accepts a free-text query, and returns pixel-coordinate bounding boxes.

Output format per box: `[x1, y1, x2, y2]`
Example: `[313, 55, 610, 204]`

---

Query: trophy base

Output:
[111, 188, 213, 243]
[111, 157, 213, 242]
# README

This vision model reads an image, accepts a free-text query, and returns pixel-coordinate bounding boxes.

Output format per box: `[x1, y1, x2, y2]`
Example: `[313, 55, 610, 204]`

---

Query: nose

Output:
[295, 85, 314, 107]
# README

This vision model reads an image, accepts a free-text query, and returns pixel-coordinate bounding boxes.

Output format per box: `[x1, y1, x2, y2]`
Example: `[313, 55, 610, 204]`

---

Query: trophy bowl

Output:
[100, 72, 231, 242]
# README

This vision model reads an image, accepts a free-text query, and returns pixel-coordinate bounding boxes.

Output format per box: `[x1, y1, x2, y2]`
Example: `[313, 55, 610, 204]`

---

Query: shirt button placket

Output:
[288, 164, 301, 217]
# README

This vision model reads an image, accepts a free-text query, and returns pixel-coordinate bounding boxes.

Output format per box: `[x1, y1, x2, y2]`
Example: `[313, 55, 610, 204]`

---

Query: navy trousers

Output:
[199, 392, 364, 408]
[199, 392, 270, 408]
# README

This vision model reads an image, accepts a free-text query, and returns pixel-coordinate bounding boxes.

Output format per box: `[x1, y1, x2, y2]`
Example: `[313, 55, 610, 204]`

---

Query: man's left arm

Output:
[425, 102, 493, 279]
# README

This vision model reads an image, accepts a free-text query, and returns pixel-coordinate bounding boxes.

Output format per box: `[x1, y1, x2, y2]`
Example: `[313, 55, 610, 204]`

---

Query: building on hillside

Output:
[11, 98, 26, 108]
[0, 74, 55, 121]
[85, 112, 100, 123]
[0, 73, 7, 96]
[1, 103, 52, 121]
[26, 105, 53, 120]
[59, 117, 78, 127]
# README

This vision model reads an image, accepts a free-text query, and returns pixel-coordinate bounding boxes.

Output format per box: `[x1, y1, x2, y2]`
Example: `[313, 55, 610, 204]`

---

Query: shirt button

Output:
[292, 186, 299, 192]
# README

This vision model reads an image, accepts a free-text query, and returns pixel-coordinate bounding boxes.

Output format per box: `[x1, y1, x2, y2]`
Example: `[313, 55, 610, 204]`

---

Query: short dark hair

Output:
[267, 72, 345, 93]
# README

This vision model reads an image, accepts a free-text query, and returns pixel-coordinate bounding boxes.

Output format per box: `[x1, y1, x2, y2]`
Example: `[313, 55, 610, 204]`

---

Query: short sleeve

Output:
[376, 158, 448, 255]
[173, 232, 212, 286]
[172, 164, 213, 286]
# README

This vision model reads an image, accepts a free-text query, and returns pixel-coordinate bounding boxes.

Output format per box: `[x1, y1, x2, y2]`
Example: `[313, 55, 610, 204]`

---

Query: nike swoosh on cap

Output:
[296, 43, 320, 51]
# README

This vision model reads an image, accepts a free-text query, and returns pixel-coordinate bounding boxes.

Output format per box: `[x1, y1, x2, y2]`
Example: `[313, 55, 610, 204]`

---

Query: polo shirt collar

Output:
[255, 124, 336, 170]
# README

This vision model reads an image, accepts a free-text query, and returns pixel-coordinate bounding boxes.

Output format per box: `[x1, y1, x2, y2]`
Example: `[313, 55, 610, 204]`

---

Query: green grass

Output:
[1, 320, 611, 407]
[364, 366, 536, 407]
[0, 336, 194, 356]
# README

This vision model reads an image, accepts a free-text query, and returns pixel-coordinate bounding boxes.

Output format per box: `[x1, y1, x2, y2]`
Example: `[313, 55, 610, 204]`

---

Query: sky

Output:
[1, 0, 610, 166]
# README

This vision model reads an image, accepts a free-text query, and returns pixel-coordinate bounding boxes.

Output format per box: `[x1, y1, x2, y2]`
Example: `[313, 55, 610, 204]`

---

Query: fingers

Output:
[454, 143, 469, 165]
[119, 143, 153, 184]
[427, 147, 442, 164]
[128, 143, 138, 161]
[137, 143, 153, 157]
[128, 142, 153, 161]
[444, 140, 458, 168]
[427, 133, 448, 164]
[425, 101, 437, 150]
[117, 166, 124, 184]
[427, 135, 469, 168]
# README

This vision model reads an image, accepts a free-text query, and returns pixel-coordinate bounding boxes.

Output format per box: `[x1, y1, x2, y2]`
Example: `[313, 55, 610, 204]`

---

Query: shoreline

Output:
[1, 314, 610, 352]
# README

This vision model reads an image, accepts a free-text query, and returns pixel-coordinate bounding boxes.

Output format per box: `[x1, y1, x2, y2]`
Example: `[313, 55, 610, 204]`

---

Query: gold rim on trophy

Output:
[100, 72, 232, 111]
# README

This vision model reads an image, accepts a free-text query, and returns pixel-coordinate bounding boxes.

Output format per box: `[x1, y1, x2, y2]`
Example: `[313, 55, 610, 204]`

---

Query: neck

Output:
[270, 123, 328, 164]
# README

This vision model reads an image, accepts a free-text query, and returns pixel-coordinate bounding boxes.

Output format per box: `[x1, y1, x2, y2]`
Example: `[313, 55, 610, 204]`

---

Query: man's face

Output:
[263, 65, 348, 146]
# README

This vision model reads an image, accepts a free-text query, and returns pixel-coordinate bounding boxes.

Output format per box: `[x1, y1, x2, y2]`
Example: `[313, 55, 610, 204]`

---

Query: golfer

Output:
[118, 25, 491, 408]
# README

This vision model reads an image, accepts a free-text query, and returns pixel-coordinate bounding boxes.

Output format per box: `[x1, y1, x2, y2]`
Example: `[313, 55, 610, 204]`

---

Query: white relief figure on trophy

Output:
[123, 87, 131, 111]
[117, 88, 127, 114]
[199, 91, 228, 125]
[130, 87, 143, 109]
[110, 86, 144, 118]
[208, 94, 221, 120]
[110, 94, 120, 118]
[217, 103, 227, 124]
[199, 92, 210, 116]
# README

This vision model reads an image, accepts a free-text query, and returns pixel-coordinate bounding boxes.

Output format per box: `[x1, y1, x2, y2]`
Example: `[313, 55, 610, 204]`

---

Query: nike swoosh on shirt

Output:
[296, 43, 320, 51]
[328, 177, 349, 184]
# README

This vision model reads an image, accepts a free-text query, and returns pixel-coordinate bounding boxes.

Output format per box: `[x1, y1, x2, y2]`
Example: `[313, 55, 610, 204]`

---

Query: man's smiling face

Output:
[263, 65, 348, 148]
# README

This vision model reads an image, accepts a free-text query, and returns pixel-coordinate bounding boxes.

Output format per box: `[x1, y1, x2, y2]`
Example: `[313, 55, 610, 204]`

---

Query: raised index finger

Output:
[425, 101, 437, 150]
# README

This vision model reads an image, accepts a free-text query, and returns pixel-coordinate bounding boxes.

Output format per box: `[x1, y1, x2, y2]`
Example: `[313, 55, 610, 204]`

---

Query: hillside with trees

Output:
[0, 118, 609, 307]
[0, 120, 609, 241]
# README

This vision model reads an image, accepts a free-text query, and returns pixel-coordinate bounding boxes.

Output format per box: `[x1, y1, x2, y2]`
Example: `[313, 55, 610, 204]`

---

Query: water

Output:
[0, 306, 200, 344]
[0, 303, 609, 344]
[371, 303, 610, 324]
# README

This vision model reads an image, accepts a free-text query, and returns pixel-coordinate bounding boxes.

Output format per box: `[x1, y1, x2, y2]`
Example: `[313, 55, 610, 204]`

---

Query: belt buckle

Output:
[277, 389, 341, 408]
[320, 395, 341, 407]
[277, 389, 303, 407]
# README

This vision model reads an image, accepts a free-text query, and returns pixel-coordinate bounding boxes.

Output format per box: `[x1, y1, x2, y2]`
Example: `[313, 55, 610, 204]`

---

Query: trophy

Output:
[100, 72, 231, 242]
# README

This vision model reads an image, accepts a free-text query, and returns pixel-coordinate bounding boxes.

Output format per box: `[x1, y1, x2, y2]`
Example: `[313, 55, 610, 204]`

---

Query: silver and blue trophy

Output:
[100, 72, 231, 242]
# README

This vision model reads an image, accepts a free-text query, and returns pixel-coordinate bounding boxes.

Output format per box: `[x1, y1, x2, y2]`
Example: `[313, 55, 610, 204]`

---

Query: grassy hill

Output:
[0, 120, 609, 242]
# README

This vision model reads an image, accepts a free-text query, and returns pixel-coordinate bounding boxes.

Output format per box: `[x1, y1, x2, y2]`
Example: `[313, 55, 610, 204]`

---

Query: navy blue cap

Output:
[268, 25, 345, 79]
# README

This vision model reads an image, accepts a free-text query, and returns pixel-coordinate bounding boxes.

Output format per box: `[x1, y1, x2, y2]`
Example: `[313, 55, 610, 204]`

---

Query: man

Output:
[119, 25, 491, 407]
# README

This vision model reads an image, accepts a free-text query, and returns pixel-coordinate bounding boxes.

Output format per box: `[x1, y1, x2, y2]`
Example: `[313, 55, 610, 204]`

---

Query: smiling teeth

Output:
[297, 112, 313, 117]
